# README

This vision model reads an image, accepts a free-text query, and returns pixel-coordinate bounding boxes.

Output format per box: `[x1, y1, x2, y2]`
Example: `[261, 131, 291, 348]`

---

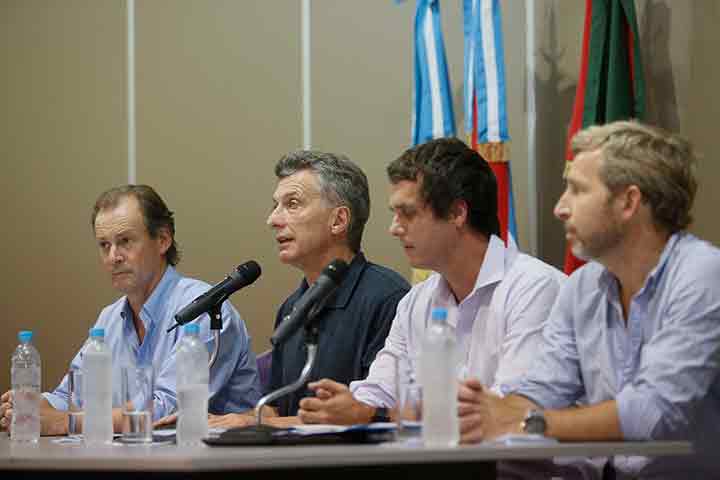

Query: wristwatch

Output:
[522, 409, 547, 435]
[371, 407, 391, 423]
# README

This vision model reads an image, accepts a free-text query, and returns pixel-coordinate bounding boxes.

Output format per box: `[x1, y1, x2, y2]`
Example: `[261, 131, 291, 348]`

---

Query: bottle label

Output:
[12, 367, 40, 389]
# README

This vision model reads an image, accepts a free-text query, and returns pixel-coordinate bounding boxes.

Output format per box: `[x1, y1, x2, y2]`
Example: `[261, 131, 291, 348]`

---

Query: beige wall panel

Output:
[136, 1, 301, 354]
[533, 0, 585, 268]
[1, 1, 126, 391]
[311, 0, 417, 280]
[688, 0, 720, 245]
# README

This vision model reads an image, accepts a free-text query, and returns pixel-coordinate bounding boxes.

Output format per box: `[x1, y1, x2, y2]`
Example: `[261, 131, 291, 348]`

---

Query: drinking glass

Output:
[120, 365, 154, 444]
[67, 368, 84, 439]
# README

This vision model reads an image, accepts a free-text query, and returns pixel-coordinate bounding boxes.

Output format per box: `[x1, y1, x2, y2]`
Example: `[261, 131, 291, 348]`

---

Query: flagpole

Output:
[525, 0, 537, 256]
[301, 0, 311, 150]
[126, 0, 136, 184]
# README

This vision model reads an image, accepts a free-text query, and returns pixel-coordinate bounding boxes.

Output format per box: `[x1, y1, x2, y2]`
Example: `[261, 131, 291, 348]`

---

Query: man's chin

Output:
[277, 252, 298, 267]
[570, 244, 592, 262]
[407, 258, 432, 271]
[111, 279, 134, 294]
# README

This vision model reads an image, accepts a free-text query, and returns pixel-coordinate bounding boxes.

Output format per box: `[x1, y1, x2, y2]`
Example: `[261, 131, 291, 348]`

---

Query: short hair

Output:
[571, 120, 698, 233]
[274, 151, 370, 253]
[91, 184, 181, 266]
[387, 137, 500, 238]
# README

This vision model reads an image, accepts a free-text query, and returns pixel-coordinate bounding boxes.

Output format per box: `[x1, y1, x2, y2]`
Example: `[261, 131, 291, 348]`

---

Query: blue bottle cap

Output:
[184, 324, 199, 335]
[89, 327, 105, 338]
[431, 307, 448, 321]
[18, 331, 33, 343]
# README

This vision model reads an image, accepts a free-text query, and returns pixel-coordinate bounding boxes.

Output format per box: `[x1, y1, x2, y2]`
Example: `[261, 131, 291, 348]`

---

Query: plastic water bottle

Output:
[10, 331, 41, 443]
[176, 323, 209, 445]
[420, 307, 459, 447]
[82, 328, 113, 445]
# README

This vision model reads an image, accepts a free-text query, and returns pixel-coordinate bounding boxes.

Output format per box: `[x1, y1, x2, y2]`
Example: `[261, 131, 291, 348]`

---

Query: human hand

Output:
[1, 390, 12, 432]
[208, 412, 256, 429]
[457, 378, 526, 444]
[298, 379, 374, 425]
[1, 391, 68, 436]
[40, 401, 70, 436]
[153, 412, 177, 429]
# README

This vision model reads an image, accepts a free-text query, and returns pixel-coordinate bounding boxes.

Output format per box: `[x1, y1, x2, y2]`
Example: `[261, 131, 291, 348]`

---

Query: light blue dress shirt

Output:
[510, 232, 720, 477]
[44, 266, 261, 420]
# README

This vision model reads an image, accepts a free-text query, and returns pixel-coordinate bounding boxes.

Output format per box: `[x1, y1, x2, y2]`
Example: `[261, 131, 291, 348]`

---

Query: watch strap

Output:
[371, 407, 391, 423]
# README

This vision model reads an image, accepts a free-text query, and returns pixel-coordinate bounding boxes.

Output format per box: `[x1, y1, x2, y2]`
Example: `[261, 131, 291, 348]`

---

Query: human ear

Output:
[449, 199, 469, 227]
[155, 227, 172, 255]
[330, 206, 350, 235]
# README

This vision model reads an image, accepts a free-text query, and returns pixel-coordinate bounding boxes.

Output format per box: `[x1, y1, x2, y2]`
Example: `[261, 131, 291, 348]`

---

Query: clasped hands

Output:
[298, 377, 526, 443]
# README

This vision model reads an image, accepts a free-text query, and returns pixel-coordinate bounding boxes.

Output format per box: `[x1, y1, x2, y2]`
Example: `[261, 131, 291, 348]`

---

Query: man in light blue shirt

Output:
[0, 185, 260, 435]
[458, 121, 720, 477]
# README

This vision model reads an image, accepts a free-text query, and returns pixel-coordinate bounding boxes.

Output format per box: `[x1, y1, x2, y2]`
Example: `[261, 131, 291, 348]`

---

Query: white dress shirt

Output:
[351, 235, 565, 406]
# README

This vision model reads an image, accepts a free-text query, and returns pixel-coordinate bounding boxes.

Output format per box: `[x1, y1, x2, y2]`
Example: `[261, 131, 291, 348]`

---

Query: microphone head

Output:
[235, 260, 262, 285]
[323, 259, 349, 284]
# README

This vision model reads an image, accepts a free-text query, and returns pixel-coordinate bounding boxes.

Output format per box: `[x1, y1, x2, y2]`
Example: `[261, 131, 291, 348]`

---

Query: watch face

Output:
[372, 407, 391, 423]
[524, 412, 546, 435]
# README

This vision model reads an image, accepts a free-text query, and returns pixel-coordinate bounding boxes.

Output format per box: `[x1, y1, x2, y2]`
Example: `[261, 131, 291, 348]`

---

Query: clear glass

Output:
[397, 381, 423, 443]
[67, 369, 84, 439]
[120, 365, 154, 444]
[378, 350, 422, 444]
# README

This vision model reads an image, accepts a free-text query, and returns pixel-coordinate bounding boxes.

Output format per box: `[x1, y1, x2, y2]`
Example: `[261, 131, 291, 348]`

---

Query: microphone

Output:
[270, 259, 349, 346]
[170, 261, 261, 331]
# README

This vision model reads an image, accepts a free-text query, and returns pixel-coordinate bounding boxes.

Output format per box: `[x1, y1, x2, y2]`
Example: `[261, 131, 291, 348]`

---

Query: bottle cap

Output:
[18, 330, 33, 343]
[431, 307, 448, 321]
[432, 307, 447, 320]
[89, 327, 105, 338]
[184, 324, 199, 335]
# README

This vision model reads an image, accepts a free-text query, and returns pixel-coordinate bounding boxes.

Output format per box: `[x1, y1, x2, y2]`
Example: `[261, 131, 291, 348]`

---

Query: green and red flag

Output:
[563, 0, 646, 274]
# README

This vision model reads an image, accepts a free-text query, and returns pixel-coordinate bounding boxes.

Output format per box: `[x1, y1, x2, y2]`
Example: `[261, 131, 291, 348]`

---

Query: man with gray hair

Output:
[458, 120, 720, 477]
[208, 151, 409, 428]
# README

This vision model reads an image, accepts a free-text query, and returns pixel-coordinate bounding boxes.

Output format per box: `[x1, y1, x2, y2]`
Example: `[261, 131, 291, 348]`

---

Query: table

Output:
[0, 434, 692, 479]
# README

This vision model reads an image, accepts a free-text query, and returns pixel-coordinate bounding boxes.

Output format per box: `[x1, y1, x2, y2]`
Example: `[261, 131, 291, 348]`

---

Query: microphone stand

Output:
[254, 325, 319, 425]
[208, 303, 223, 370]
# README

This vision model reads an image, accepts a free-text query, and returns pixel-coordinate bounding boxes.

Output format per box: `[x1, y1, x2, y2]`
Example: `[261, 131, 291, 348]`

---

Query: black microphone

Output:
[270, 259, 349, 346]
[170, 261, 262, 331]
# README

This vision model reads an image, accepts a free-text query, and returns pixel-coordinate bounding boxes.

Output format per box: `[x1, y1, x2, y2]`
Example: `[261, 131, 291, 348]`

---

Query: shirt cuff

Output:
[42, 392, 69, 411]
[350, 380, 392, 408]
[616, 387, 664, 440]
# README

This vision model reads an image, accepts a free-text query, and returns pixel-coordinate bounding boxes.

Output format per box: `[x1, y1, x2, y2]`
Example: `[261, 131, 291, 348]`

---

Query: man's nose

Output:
[389, 215, 404, 237]
[554, 194, 570, 221]
[267, 207, 282, 227]
[109, 245, 124, 263]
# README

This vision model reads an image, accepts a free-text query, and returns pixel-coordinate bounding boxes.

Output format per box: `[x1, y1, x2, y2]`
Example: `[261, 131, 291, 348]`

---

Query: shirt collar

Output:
[436, 234, 510, 304]
[640, 231, 682, 295]
[597, 232, 682, 297]
[120, 265, 180, 327]
[296, 252, 368, 310]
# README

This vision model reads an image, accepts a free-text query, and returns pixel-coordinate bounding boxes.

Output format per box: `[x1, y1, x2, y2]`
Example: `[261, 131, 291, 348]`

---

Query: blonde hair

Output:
[572, 120, 697, 232]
